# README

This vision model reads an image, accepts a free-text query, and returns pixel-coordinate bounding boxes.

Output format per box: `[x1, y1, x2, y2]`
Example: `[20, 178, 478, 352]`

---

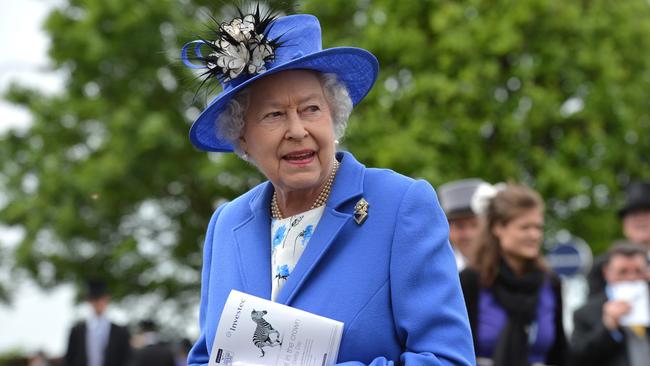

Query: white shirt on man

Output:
[86, 314, 110, 366]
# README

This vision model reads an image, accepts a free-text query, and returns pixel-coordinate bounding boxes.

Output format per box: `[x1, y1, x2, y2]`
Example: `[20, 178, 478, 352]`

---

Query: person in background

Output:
[439, 178, 486, 271]
[28, 351, 50, 366]
[588, 181, 650, 297]
[460, 184, 566, 366]
[180, 6, 474, 365]
[173, 338, 192, 366]
[63, 280, 131, 366]
[571, 242, 650, 366]
[621, 182, 650, 249]
[129, 320, 175, 366]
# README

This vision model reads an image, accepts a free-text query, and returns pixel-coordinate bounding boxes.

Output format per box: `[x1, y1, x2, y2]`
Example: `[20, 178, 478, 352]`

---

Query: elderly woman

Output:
[460, 184, 566, 366]
[181, 9, 474, 366]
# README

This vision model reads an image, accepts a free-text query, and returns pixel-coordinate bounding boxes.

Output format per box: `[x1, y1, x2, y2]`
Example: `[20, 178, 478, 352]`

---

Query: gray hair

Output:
[216, 72, 353, 156]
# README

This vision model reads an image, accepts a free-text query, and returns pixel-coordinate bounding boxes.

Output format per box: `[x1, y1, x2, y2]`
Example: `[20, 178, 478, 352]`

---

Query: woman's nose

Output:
[529, 227, 543, 241]
[285, 112, 309, 140]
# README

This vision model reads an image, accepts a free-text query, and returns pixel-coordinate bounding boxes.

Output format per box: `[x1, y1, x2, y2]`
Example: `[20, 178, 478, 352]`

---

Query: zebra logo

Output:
[250, 309, 282, 357]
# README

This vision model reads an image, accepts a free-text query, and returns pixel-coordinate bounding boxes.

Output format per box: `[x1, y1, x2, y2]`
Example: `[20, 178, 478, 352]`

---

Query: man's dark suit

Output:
[571, 292, 650, 366]
[130, 342, 176, 366]
[64, 321, 132, 366]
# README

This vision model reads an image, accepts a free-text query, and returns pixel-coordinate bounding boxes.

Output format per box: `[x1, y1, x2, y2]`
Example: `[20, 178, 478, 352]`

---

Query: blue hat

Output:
[181, 13, 379, 152]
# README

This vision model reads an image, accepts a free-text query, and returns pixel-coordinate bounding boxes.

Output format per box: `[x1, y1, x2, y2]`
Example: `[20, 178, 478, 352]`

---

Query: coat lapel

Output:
[79, 323, 87, 364]
[275, 151, 365, 305]
[233, 182, 274, 299]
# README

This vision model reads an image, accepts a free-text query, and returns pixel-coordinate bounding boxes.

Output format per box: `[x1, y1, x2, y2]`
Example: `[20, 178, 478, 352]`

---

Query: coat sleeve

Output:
[63, 324, 80, 366]
[116, 325, 133, 366]
[334, 180, 475, 366]
[187, 204, 227, 366]
[569, 300, 622, 365]
[390, 179, 475, 365]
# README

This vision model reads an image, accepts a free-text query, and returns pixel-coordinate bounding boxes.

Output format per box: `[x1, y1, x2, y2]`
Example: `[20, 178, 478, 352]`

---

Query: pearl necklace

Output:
[271, 160, 340, 220]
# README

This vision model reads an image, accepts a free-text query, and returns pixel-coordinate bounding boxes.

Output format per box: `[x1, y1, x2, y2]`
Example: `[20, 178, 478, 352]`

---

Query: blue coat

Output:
[188, 151, 475, 366]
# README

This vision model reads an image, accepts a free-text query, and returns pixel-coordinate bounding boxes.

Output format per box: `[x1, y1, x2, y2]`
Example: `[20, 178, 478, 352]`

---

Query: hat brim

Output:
[618, 202, 650, 218]
[446, 208, 477, 221]
[189, 47, 379, 152]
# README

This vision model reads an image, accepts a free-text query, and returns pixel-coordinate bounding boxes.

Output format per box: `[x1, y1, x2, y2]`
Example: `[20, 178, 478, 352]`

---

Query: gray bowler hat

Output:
[438, 178, 485, 220]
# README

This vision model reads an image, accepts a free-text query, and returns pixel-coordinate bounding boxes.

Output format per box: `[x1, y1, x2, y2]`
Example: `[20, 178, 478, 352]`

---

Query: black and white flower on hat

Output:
[222, 15, 255, 42]
[192, 6, 282, 83]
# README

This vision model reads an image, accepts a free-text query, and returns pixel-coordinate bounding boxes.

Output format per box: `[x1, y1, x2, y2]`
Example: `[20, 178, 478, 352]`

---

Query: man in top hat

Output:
[63, 280, 131, 366]
[620, 182, 650, 250]
[588, 181, 650, 297]
[438, 179, 486, 271]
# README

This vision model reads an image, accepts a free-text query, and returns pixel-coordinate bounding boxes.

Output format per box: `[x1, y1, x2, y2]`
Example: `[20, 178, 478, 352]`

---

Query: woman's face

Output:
[493, 208, 544, 262]
[240, 70, 336, 196]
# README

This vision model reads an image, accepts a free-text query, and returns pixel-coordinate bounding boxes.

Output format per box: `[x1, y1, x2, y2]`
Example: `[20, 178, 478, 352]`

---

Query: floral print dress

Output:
[270, 206, 324, 302]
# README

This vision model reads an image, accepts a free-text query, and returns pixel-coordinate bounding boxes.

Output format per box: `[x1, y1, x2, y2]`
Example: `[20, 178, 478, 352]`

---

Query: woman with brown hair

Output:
[460, 184, 566, 366]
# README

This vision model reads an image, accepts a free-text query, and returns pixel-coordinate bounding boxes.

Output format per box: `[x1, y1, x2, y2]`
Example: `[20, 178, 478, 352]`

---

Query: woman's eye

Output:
[263, 111, 283, 119]
[305, 105, 320, 113]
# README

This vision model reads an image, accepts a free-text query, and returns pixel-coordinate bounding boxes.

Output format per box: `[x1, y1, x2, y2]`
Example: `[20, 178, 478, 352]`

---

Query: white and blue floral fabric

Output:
[270, 206, 324, 302]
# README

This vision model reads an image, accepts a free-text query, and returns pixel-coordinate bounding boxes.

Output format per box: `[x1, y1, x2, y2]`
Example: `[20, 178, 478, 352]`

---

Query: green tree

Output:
[303, 0, 650, 249]
[2, 0, 650, 326]
[0, 0, 292, 321]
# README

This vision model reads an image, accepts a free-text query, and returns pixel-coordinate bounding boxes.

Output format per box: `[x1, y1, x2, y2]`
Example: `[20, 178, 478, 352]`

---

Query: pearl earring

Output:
[334, 139, 339, 145]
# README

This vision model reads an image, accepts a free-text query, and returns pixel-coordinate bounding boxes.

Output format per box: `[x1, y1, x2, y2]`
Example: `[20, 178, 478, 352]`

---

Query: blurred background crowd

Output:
[1, 0, 650, 365]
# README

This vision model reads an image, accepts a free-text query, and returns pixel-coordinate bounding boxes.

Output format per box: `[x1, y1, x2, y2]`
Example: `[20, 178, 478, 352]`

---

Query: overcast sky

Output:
[0, 0, 65, 134]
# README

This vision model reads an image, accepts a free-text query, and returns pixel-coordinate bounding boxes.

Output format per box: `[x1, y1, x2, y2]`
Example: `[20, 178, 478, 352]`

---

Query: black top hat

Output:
[619, 181, 650, 218]
[138, 319, 158, 332]
[86, 279, 110, 300]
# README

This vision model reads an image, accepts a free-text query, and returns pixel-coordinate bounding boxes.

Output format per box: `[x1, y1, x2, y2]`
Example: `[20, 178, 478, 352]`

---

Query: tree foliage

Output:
[0, 0, 288, 310]
[303, 0, 650, 247]
[1, 0, 650, 321]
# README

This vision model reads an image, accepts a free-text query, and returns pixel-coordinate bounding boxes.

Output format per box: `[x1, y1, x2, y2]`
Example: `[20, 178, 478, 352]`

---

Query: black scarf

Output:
[491, 259, 545, 366]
